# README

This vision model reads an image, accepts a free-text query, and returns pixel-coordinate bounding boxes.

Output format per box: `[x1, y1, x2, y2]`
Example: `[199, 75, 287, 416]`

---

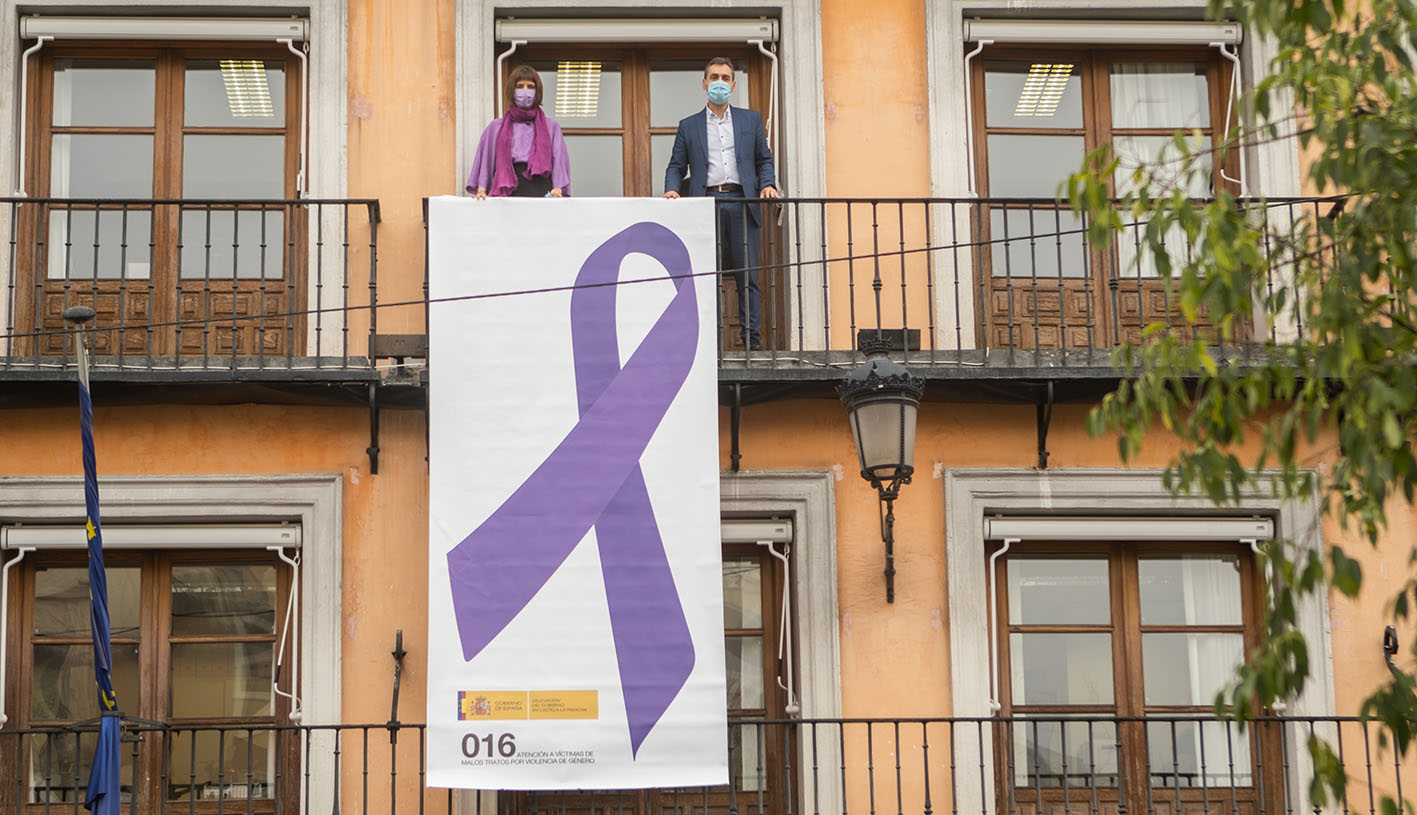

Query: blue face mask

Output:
[706, 79, 732, 105]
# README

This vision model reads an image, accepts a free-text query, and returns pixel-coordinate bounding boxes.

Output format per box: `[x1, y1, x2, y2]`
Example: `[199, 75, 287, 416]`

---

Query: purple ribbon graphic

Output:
[447, 221, 699, 757]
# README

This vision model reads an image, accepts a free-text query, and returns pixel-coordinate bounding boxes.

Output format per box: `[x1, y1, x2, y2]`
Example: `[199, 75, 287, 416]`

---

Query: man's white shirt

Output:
[704, 106, 741, 187]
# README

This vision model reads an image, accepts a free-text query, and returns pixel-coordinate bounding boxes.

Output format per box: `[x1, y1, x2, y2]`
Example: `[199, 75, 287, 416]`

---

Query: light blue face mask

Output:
[706, 79, 732, 105]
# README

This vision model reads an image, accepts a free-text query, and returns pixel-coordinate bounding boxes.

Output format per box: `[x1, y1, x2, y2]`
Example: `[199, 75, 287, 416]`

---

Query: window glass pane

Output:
[31, 643, 140, 721]
[725, 635, 763, 710]
[989, 208, 1089, 278]
[1146, 720, 1252, 787]
[1114, 215, 1191, 279]
[183, 135, 285, 198]
[1007, 557, 1109, 624]
[185, 60, 286, 128]
[171, 564, 277, 636]
[1142, 632, 1244, 706]
[652, 134, 677, 194]
[1113, 134, 1212, 198]
[531, 61, 622, 128]
[984, 61, 1083, 129]
[565, 135, 623, 197]
[1011, 719, 1118, 788]
[1010, 633, 1113, 705]
[29, 731, 136, 803]
[723, 557, 763, 629]
[170, 643, 274, 718]
[179, 209, 286, 279]
[51, 134, 153, 197]
[34, 565, 140, 637]
[52, 59, 154, 127]
[46, 209, 153, 280]
[649, 60, 748, 128]
[730, 722, 764, 792]
[166, 729, 274, 801]
[986, 134, 1084, 197]
[1138, 555, 1243, 625]
[1111, 62, 1209, 129]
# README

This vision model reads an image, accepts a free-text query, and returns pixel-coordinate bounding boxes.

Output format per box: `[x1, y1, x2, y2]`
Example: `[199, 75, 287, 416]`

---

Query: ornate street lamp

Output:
[837, 338, 923, 603]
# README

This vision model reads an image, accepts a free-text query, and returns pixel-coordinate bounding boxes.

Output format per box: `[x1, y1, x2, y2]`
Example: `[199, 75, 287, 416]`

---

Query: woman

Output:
[467, 65, 571, 198]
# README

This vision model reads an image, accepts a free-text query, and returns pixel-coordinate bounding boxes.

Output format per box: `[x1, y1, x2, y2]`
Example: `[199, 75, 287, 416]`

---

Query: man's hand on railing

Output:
[661, 189, 776, 199]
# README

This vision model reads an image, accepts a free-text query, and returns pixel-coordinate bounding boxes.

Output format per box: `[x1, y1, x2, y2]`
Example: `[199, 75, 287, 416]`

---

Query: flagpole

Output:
[64, 306, 95, 392]
[62, 305, 122, 815]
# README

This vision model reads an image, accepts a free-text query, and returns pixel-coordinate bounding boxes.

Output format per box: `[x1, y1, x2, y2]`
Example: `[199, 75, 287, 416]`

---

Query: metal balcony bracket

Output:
[367, 383, 380, 475]
[730, 384, 743, 472]
[1036, 380, 1054, 470]
[388, 629, 407, 744]
[369, 333, 429, 475]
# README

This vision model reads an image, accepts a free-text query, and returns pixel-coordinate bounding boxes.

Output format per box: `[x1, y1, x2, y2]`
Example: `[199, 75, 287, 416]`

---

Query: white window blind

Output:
[721, 518, 793, 544]
[964, 19, 1241, 46]
[20, 16, 308, 41]
[984, 515, 1273, 542]
[495, 18, 777, 44]
[0, 523, 300, 549]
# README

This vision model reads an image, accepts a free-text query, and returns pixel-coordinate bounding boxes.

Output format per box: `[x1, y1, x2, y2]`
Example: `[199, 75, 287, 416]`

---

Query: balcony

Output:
[421, 196, 1334, 400]
[0, 715, 1400, 815]
[713, 196, 1335, 386]
[0, 198, 398, 390]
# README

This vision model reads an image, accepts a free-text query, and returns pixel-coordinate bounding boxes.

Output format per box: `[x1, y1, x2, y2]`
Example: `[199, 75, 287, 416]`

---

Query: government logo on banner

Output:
[425, 196, 727, 790]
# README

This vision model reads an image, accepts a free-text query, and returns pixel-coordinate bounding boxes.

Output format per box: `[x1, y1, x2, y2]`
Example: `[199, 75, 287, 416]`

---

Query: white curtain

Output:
[1110, 62, 1208, 129]
[47, 73, 73, 281]
[1178, 556, 1248, 786]
[1111, 63, 1213, 280]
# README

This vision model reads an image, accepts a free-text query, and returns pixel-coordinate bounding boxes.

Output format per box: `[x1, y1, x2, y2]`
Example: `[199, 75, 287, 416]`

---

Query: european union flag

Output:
[75, 338, 120, 815]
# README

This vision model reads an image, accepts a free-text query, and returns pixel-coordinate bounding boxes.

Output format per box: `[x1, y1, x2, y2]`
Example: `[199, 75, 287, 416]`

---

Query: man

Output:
[664, 57, 779, 350]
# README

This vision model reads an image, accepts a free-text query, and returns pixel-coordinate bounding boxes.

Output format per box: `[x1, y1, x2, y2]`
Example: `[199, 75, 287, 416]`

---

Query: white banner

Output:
[425, 196, 727, 790]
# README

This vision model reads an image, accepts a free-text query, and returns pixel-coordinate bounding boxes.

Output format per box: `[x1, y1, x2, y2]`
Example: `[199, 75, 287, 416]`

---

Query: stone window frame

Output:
[923, 0, 1304, 348]
[0, 473, 343, 814]
[0, 0, 349, 355]
[453, 0, 832, 349]
[944, 467, 1334, 814]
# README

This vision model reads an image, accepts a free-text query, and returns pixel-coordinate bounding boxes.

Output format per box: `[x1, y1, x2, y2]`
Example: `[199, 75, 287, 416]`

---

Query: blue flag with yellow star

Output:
[78, 375, 120, 815]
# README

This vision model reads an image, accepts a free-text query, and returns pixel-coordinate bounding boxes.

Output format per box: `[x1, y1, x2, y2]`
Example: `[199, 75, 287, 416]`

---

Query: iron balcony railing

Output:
[0, 716, 1404, 815]
[702, 196, 1340, 371]
[421, 195, 1338, 373]
[0, 198, 382, 375]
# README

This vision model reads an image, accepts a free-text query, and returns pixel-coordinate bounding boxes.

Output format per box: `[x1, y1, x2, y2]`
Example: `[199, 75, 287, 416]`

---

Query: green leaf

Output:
[1384, 412, 1404, 449]
[1331, 549, 1363, 598]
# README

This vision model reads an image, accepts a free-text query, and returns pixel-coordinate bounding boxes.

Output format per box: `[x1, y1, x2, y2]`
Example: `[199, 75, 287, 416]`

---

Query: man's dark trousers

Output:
[711, 190, 760, 346]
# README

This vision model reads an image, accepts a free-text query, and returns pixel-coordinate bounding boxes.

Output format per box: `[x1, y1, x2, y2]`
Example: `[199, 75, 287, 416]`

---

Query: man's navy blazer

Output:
[664, 106, 776, 228]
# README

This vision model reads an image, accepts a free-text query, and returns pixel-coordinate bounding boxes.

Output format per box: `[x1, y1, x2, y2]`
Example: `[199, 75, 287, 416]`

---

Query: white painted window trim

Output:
[923, 0, 1302, 349]
[724, 471, 842, 815]
[454, 0, 831, 350]
[0, 0, 348, 357]
[944, 468, 1333, 815]
[0, 473, 343, 815]
[456, 469, 841, 815]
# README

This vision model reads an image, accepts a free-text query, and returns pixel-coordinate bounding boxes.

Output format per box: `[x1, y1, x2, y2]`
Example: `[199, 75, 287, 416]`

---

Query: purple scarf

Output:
[491, 105, 553, 196]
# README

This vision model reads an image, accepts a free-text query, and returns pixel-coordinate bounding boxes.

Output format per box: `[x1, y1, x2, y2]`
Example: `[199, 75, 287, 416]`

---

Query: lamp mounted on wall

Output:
[838, 337, 923, 603]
